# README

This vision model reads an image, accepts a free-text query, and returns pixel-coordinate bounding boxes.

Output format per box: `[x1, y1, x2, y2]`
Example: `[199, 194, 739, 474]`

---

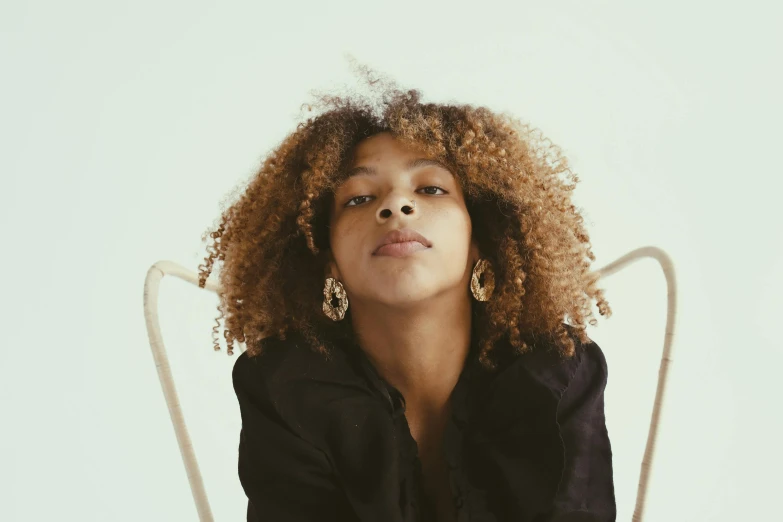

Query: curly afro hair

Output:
[197, 62, 612, 370]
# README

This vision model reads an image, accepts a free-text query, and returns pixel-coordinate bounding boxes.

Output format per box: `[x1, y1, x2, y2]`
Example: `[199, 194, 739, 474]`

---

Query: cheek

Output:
[439, 204, 472, 244]
[329, 217, 361, 261]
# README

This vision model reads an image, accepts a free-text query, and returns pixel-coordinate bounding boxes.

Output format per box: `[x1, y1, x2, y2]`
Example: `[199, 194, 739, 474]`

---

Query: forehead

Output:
[345, 133, 451, 178]
[350, 132, 427, 161]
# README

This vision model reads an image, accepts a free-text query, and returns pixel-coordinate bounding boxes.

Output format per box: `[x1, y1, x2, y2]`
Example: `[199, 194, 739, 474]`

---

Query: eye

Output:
[343, 186, 447, 208]
[419, 186, 447, 195]
[345, 195, 374, 207]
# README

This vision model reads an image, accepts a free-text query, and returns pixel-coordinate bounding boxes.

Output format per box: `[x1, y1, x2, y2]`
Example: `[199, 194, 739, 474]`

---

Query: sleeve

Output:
[233, 353, 347, 521]
[548, 339, 617, 522]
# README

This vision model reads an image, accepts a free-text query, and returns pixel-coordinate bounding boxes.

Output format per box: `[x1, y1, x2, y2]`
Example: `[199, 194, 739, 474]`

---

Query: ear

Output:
[469, 237, 480, 264]
[324, 249, 341, 281]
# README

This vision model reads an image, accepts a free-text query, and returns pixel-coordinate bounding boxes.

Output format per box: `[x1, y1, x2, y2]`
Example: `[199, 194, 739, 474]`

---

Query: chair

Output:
[143, 246, 677, 522]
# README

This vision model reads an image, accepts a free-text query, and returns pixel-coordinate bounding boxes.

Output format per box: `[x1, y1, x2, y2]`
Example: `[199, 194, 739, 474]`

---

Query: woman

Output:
[198, 65, 616, 521]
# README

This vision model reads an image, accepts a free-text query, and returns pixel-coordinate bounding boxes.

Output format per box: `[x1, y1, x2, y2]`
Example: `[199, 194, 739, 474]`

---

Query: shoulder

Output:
[492, 325, 608, 400]
[232, 332, 304, 386]
[232, 332, 381, 449]
[233, 332, 362, 396]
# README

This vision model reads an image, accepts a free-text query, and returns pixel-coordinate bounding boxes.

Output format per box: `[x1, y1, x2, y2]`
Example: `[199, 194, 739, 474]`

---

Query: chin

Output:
[373, 283, 443, 306]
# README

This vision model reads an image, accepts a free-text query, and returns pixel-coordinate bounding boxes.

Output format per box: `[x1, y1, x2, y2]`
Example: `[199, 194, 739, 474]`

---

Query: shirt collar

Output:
[342, 335, 493, 425]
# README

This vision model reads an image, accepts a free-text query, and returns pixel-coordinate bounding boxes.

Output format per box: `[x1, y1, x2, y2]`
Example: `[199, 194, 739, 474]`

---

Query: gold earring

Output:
[470, 258, 495, 302]
[322, 277, 349, 321]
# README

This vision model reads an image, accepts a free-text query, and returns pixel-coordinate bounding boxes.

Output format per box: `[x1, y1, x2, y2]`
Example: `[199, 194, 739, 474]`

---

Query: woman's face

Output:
[327, 132, 478, 308]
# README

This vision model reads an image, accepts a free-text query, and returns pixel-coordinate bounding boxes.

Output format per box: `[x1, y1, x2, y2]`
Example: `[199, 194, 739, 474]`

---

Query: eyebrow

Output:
[346, 158, 452, 178]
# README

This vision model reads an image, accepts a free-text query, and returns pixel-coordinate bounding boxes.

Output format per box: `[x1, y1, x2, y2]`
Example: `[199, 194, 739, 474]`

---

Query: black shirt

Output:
[232, 326, 616, 521]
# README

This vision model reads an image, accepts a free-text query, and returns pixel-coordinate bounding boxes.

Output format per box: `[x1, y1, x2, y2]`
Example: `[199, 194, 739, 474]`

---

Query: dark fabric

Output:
[232, 325, 616, 522]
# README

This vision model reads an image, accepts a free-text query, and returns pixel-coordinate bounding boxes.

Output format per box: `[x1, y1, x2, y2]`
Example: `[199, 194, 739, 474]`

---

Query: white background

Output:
[2, 1, 781, 520]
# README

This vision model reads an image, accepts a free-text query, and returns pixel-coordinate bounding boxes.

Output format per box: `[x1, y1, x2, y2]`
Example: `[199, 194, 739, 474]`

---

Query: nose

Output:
[376, 192, 416, 222]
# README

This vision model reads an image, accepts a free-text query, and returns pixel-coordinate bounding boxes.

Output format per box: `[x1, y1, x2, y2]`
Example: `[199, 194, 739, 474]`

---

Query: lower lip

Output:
[373, 241, 429, 257]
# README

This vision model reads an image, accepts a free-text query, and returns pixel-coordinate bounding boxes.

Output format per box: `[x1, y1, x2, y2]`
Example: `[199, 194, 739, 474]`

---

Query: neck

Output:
[348, 290, 473, 419]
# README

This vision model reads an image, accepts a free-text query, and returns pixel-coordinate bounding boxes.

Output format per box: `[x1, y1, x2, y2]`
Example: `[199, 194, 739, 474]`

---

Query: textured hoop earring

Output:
[470, 258, 495, 302]
[322, 277, 349, 321]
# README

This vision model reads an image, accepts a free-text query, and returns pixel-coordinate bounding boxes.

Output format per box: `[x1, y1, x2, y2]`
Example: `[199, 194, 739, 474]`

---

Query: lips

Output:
[373, 228, 431, 255]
